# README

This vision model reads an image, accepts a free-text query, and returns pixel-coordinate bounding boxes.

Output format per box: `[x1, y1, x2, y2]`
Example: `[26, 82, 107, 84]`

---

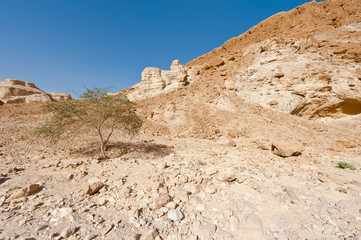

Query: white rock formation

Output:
[231, 25, 361, 119]
[126, 60, 189, 101]
[0, 79, 71, 104]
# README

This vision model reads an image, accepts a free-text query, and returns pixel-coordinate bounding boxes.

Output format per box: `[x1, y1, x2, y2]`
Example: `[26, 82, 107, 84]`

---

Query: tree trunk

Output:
[100, 141, 106, 159]
[96, 125, 107, 159]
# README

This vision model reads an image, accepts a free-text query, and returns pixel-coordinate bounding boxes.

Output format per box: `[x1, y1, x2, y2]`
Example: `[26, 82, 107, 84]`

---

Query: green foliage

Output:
[34, 87, 142, 158]
[198, 160, 206, 165]
[337, 161, 356, 170]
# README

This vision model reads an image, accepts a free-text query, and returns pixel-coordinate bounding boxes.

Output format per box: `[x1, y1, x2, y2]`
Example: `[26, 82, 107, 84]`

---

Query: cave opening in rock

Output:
[340, 99, 361, 115]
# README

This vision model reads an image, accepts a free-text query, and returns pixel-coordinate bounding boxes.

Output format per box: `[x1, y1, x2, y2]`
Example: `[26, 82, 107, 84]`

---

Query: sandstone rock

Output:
[196, 222, 217, 239]
[204, 167, 218, 176]
[47, 92, 72, 101]
[205, 185, 217, 194]
[217, 169, 236, 182]
[271, 140, 304, 157]
[153, 194, 171, 210]
[173, 189, 190, 203]
[196, 203, 206, 212]
[50, 207, 73, 220]
[255, 139, 270, 150]
[166, 201, 177, 209]
[60, 226, 78, 238]
[337, 140, 357, 148]
[84, 181, 104, 195]
[140, 229, 158, 240]
[126, 60, 189, 101]
[274, 72, 285, 78]
[167, 209, 184, 221]
[269, 100, 279, 106]
[0, 79, 71, 104]
[9, 184, 41, 199]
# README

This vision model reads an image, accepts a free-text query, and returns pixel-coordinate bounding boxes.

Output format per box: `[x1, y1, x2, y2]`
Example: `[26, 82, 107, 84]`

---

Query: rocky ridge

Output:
[125, 0, 361, 120]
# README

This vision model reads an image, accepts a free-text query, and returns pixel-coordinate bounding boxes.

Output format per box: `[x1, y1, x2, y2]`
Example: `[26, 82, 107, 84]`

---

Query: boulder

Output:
[84, 181, 104, 195]
[271, 139, 304, 157]
[9, 183, 41, 199]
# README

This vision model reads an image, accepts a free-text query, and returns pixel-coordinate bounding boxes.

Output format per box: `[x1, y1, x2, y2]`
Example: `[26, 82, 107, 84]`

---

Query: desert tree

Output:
[35, 87, 142, 158]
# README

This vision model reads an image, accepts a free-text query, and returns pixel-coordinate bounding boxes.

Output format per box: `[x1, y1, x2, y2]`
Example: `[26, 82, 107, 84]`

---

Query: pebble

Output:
[168, 209, 184, 221]
[205, 167, 218, 176]
[196, 203, 206, 212]
[60, 226, 78, 238]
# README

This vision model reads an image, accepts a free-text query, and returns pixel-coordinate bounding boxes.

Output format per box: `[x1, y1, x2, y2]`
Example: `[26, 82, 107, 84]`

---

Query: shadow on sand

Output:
[73, 141, 174, 159]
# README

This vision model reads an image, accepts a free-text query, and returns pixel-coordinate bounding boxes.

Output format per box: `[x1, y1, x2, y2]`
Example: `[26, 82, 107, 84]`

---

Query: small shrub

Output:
[34, 87, 142, 158]
[198, 160, 206, 165]
[337, 161, 356, 170]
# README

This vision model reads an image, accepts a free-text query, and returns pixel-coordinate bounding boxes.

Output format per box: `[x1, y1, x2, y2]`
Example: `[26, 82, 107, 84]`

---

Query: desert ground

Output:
[1, 0, 361, 239]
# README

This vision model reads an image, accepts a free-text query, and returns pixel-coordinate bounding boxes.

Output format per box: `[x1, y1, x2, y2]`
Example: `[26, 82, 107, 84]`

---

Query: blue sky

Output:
[0, 0, 313, 94]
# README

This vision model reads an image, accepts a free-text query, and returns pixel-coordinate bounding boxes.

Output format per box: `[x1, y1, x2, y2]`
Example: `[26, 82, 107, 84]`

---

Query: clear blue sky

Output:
[0, 0, 313, 94]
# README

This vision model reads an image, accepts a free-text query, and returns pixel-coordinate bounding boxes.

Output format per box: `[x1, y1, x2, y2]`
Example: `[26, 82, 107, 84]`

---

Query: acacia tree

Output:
[35, 87, 142, 158]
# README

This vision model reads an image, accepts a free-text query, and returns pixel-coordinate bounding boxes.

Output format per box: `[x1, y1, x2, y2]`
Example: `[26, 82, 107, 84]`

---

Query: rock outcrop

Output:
[125, 0, 361, 121]
[232, 25, 361, 119]
[0, 79, 71, 104]
[125, 60, 189, 101]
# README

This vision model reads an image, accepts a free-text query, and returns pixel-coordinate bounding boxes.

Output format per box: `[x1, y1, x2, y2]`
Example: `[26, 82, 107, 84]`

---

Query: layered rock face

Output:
[232, 23, 361, 119]
[126, 60, 189, 101]
[0, 79, 71, 104]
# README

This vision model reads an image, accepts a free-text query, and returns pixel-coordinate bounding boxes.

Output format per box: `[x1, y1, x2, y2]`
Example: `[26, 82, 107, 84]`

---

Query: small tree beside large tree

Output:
[35, 87, 142, 158]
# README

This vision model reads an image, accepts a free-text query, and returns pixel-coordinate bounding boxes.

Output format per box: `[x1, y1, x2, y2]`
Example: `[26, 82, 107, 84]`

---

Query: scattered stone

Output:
[166, 201, 177, 209]
[337, 140, 357, 148]
[60, 226, 78, 238]
[336, 187, 347, 194]
[9, 184, 41, 199]
[255, 139, 270, 150]
[85, 234, 97, 240]
[158, 161, 168, 170]
[140, 229, 158, 240]
[153, 194, 171, 210]
[205, 186, 217, 194]
[84, 181, 104, 195]
[197, 222, 217, 239]
[168, 209, 184, 221]
[217, 169, 236, 182]
[227, 140, 236, 147]
[196, 203, 206, 212]
[205, 167, 218, 176]
[271, 140, 304, 157]
[274, 72, 285, 78]
[269, 100, 279, 106]
[174, 190, 190, 203]
[36, 225, 48, 231]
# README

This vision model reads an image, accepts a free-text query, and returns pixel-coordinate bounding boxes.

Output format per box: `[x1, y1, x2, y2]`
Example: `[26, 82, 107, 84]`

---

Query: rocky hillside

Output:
[126, 0, 361, 123]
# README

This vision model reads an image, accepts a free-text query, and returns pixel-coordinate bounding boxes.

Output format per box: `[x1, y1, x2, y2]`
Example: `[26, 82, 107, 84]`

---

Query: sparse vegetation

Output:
[337, 161, 356, 170]
[198, 160, 206, 165]
[34, 87, 142, 158]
